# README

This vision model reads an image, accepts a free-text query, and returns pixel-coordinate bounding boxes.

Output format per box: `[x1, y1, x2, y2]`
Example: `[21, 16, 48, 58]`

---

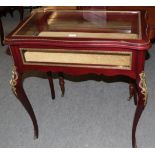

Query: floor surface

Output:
[0, 10, 155, 148]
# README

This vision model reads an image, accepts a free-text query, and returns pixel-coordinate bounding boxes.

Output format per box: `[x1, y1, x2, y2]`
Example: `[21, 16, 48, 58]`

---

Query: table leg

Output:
[47, 72, 55, 99]
[10, 66, 38, 139]
[59, 73, 65, 97]
[0, 18, 4, 46]
[132, 71, 148, 148]
[18, 7, 24, 21]
[128, 82, 137, 105]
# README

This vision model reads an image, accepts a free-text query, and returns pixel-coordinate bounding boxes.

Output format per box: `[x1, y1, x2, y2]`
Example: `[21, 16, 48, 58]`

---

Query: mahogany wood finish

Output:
[106, 7, 155, 41]
[47, 72, 55, 99]
[5, 9, 151, 147]
[78, 6, 155, 40]
[59, 73, 65, 97]
[132, 104, 145, 148]
[10, 67, 38, 138]
[128, 83, 137, 105]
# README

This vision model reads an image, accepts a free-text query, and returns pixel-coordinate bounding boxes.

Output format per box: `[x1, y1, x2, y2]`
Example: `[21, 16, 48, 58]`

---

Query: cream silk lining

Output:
[23, 50, 131, 69]
[38, 31, 138, 39]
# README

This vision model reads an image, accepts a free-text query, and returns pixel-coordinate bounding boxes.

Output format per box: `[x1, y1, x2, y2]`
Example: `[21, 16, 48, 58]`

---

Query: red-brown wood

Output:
[47, 72, 55, 100]
[78, 6, 155, 40]
[14, 71, 38, 139]
[59, 73, 65, 97]
[5, 9, 151, 148]
[128, 83, 137, 106]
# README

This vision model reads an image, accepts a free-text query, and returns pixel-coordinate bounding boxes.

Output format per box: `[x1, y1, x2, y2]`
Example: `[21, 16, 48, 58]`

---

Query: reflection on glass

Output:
[14, 10, 141, 40]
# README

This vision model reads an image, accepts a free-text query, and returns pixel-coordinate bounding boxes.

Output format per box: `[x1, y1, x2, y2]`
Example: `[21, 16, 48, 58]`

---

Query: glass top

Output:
[13, 10, 141, 40]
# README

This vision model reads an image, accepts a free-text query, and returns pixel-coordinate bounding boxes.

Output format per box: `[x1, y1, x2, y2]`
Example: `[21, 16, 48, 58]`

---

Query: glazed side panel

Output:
[9, 44, 144, 79]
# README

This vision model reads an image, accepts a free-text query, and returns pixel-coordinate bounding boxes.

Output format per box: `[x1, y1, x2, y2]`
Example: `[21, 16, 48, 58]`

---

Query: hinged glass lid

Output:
[13, 10, 141, 40]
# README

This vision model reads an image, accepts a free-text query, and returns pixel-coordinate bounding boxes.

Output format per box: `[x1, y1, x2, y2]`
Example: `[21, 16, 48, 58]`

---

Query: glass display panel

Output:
[20, 48, 132, 70]
[14, 10, 141, 40]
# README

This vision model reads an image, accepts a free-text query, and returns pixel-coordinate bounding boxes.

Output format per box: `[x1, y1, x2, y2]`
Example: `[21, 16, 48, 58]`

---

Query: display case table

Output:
[5, 8, 151, 147]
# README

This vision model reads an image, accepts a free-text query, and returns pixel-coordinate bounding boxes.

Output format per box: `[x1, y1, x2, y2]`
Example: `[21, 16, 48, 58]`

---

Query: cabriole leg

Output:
[10, 65, 38, 139]
[128, 82, 138, 105]
[47, 72, 55, 100]
[0, 18, 4, 46]
[18, 7, 24, 21]
[59, 72, 65, 97]
[132, 71, 148, 148]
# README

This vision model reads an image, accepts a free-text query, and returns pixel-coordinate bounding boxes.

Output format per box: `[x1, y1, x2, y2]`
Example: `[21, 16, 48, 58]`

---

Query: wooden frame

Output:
[5, 9, 151, 148]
